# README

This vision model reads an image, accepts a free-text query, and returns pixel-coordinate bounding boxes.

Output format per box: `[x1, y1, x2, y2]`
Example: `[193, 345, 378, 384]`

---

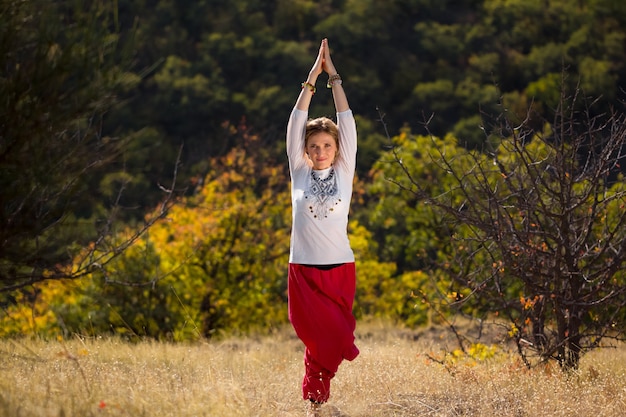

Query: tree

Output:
[379, 86, 626, 369]
[0, 119, 407, 339]
[0, 1, 175, 296]
[0, 123, 293, 340]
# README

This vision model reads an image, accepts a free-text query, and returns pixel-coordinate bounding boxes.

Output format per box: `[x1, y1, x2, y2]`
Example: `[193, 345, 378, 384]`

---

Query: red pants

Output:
[288, 263, 359, 403]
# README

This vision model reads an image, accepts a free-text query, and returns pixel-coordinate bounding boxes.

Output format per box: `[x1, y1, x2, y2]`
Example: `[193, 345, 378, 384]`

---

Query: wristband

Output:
[327, 74, 342, 88]
[301, 82, 316, 94]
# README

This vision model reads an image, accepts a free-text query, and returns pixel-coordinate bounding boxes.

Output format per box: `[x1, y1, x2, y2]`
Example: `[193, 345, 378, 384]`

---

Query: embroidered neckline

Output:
[311, 167, 335, 182]
[304, 167, 341, 220]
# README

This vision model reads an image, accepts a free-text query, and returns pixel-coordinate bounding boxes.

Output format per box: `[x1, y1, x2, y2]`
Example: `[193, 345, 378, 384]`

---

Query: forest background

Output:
[2, 0, 626, 365]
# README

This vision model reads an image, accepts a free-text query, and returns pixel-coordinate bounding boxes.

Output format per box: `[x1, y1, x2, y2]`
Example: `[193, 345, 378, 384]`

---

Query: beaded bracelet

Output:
[327, 73, 342, 88]
[301, 81, 316, 94]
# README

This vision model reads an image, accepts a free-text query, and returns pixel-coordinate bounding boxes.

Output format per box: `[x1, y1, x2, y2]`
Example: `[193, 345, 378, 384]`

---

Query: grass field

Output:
[1, 321, 625, 416]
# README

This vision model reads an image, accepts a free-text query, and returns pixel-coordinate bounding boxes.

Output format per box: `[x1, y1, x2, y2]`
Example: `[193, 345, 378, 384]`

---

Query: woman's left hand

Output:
[322, 38, 337, 75]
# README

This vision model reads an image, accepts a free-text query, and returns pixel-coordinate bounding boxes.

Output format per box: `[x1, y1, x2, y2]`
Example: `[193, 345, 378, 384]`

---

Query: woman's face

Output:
[306, 132, 337, 170]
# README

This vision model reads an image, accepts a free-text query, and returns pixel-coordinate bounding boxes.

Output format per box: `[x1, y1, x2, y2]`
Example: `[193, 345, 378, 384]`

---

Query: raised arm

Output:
[321, 38, 349, 113]
[295, 40, 324, 111]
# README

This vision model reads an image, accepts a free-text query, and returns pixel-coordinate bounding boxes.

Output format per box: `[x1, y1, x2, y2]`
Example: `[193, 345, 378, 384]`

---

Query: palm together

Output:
[310, 38, 337, 79]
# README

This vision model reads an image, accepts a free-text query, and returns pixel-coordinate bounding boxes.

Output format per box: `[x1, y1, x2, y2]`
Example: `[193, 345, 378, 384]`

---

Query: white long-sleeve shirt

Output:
[286, 108, 357, 264]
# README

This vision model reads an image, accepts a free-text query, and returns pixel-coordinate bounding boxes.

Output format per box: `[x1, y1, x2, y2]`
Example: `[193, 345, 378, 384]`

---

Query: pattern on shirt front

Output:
[304, 167, 341, 220]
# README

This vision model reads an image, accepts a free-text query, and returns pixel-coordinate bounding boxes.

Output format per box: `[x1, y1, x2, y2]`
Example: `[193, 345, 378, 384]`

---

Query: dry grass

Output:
[1, 320, 625, 416]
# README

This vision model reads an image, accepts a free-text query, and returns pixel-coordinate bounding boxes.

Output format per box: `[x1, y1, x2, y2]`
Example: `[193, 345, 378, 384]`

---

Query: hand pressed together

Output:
[307, 38, 338, 82]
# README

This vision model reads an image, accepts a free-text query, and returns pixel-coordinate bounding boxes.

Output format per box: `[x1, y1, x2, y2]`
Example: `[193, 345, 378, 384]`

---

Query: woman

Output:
[286, 38, 359, 415]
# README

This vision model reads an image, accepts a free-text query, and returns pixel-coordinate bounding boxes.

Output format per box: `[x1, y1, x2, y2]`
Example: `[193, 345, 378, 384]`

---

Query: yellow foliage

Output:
[508, 323, 519, 338]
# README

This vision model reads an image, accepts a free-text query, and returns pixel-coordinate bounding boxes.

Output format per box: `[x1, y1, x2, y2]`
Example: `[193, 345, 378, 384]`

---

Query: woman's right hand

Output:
[307, 39, 325, 81]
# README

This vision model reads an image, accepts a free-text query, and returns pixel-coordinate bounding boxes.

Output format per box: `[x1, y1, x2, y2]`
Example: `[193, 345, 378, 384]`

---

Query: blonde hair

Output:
[305, 117, 339, 150]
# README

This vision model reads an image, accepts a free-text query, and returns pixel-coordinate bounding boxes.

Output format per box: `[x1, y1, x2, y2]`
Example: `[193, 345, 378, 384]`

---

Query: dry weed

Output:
[0, 321, 624, 416]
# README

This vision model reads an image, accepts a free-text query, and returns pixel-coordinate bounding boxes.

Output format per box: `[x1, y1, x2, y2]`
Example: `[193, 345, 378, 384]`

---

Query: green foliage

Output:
[5, 0, 626, 343]
[350, 220, 430, 326]
[526, 73, 563, 112]
[366, 131, 465, 271]
[0, 127, 295, 339]
[374, 90, 626, 368]
[7, 0, 626, 233]
[0, 0, 140, 291]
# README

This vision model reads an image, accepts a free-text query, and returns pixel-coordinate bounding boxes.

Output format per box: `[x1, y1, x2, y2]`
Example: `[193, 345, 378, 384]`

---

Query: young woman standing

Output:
[286, 38, 359, 416]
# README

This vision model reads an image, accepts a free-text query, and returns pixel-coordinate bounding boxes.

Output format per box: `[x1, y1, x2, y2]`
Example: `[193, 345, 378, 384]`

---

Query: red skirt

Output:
[288, 263, 359, 403]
